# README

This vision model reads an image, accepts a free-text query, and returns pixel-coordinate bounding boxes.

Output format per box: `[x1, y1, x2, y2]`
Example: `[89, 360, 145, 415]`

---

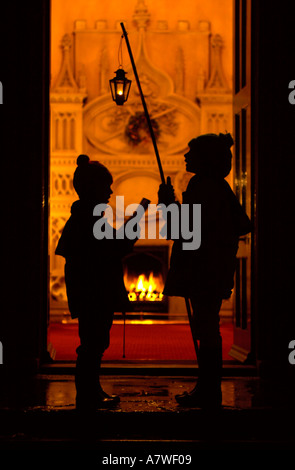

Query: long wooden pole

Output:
[120, 23, 199, 364]
[185, 298, 199, 362]
[120, 22, 165, 185]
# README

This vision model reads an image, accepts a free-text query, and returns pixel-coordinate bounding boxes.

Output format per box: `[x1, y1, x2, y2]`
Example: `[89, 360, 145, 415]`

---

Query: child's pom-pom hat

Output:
[76, 154, 90, 166]
[73, 154, 112, 199]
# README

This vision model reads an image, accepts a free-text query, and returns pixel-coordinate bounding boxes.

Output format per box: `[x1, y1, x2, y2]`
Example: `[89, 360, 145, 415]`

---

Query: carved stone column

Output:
[50, 34, 87, 320]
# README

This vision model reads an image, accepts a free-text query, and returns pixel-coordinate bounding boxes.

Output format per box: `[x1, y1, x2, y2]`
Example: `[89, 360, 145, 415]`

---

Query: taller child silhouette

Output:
[56, 155, 135, 411]
[158, 133, 251, 409]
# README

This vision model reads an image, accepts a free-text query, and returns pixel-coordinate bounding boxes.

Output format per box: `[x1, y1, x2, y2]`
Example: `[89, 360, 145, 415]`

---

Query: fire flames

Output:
[124, 272, 164, 302]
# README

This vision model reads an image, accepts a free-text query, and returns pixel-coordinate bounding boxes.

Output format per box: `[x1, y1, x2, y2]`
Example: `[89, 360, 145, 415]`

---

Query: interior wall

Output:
[51, 0, 233, 89]
[49, 0, 234, 321]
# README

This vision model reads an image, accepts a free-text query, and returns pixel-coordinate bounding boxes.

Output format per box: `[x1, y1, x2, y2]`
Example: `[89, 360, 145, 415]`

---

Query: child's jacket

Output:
[56, 200, 133, 318]
[163, 175, 251, 299]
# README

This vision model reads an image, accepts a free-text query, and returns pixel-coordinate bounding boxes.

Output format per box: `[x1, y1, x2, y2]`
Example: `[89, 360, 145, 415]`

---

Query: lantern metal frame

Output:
[109, 67, 131, 106]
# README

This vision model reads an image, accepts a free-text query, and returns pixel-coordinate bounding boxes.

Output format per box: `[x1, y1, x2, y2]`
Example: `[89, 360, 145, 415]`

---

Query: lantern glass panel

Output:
[109, 79, 116, 101]
[124, 80, 131, 100]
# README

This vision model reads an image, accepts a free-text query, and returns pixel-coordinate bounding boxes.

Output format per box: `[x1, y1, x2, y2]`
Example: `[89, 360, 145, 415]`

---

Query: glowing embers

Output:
[125, 271, 164, 303]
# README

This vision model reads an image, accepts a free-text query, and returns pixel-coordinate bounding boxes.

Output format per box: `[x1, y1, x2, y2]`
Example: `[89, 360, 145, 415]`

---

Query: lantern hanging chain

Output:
[118, 34, 124, 68]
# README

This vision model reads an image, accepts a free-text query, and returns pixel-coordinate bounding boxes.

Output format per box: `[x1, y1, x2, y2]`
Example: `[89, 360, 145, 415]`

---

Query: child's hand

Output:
[158, 176, 175, 205]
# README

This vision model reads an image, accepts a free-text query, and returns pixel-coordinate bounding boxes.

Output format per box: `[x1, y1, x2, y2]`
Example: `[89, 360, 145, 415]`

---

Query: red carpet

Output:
[48, 322, 234, 362]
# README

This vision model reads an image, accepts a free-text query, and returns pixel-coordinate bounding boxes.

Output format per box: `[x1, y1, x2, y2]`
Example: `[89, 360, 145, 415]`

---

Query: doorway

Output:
[48, 0, 250, 365]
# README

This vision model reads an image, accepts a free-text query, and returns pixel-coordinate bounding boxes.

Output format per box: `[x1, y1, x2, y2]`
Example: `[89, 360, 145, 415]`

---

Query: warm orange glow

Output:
[117, 83, 124, 95]
[124, 272, 164, 302]
[49, 0, 234, 322]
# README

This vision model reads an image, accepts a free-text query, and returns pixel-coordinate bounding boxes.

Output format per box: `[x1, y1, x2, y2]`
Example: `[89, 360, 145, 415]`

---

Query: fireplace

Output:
[122, 245, 169, 316]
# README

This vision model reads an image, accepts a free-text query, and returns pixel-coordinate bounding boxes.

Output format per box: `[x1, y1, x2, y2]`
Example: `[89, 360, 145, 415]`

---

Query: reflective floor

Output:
[0, 374, 288, 412]
[0, 375, 258, 411]
[1, 366, 295, 411]
[0, 371, 295, 451]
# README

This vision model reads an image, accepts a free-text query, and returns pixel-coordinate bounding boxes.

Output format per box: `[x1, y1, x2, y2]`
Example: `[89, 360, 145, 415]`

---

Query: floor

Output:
[48, 320, 234, 361]
[0, 369, 295, 456]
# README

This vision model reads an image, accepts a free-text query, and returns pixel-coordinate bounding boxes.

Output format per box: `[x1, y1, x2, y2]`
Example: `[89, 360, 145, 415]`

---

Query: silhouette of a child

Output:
[158, 133, 251, 408]
[56, 155, 134, 411]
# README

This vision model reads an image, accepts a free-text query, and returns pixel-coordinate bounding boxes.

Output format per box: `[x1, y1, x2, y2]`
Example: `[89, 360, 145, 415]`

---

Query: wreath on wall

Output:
[125, 112, 160, 146]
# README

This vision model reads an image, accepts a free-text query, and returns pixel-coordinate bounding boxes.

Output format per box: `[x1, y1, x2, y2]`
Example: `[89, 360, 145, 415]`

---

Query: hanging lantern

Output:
[109, 68, 131, 105]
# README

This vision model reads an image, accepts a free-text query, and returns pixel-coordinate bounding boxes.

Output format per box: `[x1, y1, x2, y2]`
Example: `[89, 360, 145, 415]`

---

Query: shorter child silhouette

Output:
[56, 155, 134, 411]
[158, 133, 251, 409]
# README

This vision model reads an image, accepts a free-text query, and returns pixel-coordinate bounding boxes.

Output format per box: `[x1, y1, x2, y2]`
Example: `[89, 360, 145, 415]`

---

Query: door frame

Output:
[229, 0, 255, 364]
